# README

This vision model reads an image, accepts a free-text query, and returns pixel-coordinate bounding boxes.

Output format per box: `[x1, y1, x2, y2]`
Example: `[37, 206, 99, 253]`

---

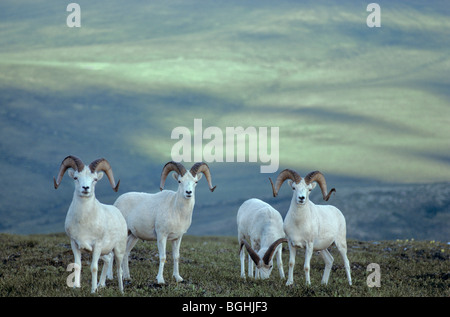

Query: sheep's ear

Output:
[287, 179, 293, 187]
[96, 172, 104, 181]
[310, 182, 317, 190]
[196, 173, 203, 181]
[68, 169, 75, 179]
[172, 173, 179, 181]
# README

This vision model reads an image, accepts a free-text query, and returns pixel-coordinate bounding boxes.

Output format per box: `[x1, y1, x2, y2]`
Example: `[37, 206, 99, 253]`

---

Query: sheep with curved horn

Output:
[54, 155, 127, 293]
[269, 169, 351, 286]
[237, 198, 287, 280]
[113, 161, 216, 284]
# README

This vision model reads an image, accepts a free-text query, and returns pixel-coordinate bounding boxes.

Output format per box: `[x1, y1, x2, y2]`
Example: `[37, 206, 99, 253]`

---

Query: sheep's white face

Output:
[172, 172, 203, 199]
[68, 168, 104, 198]
[256, 263, 274, 279]
[288, 179, 316, 205]
[256, 251, 274, 280]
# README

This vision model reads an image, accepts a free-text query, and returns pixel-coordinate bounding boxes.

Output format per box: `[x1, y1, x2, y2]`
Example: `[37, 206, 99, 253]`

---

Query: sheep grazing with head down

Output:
[237, 198, 287, 280]
[114, 161, 216, 285]
[270, 169, 352, 286]
[54, 155, 127, 293]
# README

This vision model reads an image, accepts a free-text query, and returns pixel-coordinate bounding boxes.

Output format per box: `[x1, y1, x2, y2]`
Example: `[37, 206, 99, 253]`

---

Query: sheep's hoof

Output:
[174, 275, 184, 283]
[156, 278, 165, 285]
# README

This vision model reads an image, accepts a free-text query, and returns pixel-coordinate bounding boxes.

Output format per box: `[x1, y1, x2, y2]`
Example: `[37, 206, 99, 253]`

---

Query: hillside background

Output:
[0, 0, 449, 241]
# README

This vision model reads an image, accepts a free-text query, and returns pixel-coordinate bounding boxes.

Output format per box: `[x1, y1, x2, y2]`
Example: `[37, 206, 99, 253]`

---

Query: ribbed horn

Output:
[159, 161, 187, 191]
[53, 155, 85, 189]
[269, 169, 301, 197]
[89, 158, 120, 192]
[262, 238, 288, 265]
[190, 162, 216, 192]
[240, 239, 261, 266]
[304, 171, 336, 201]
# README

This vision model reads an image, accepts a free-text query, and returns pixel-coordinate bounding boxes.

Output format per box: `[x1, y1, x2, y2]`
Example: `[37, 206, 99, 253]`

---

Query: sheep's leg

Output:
[239, 246, 246, 278]
[319, 249, 334, 285]
[247, 254, 254, 278]
[70, 240, 82, 288]
[276, 246, 285, 279]
[156, 237, 167, 284]
[123, 234, 138, 280]
[303, 242, 314, 285]
[105, 252, 114, 280]
[286, 243, 297, 286]
[172, 237, 184, 283]
[99, 253, 112, 288]
[90, 247, 102, 293]
[336, 240, 352, 285]
[114, 248, 125, 293]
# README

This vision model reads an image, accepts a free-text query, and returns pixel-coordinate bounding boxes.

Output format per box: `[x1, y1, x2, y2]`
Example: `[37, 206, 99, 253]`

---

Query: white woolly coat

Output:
[65, 193, 127, 254]
[237, 198, 285, 250]
[115, 190, 194, 242]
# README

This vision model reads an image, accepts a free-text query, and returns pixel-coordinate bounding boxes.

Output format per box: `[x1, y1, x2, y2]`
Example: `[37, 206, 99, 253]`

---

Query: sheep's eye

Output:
[178, 180, 181, 184]
[195, 181, 198, 184]
[94, 178, 98, 182]
[73, 177, 78, 180]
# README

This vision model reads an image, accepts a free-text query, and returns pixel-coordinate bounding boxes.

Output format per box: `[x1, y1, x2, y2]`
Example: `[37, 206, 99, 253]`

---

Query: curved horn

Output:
[159, 161, 187, 191]
[190, 162, 216, 192]
[269, 169, 301, 197]
[304, 171, 336, 201]
[89, 158, 120, 192]
[240, 239, 261, 266]
[53, 155, 85, 189]
[262, 238, 288, 265]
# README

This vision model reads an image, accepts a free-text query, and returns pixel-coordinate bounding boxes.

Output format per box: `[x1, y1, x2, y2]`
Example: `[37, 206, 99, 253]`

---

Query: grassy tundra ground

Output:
[0, 233, 448, 297]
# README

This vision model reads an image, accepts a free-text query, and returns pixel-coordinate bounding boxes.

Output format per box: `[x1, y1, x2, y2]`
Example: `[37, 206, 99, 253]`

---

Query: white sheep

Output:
[269, 169, 352, 286]
[237, 198, 287, 280]
[54, 155, 127, 293]
[113, 161, 216, 285]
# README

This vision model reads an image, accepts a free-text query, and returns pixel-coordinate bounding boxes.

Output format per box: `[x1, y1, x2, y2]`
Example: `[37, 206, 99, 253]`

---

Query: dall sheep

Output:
[114, 161, 216, 285]
[237, 198, 287, 280]
[270, 169, 352, 286]
[54, 155, 127, 293]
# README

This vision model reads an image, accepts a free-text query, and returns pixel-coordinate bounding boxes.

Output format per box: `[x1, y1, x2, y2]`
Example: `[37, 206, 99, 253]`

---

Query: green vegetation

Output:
[0, 233, 448, 297]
